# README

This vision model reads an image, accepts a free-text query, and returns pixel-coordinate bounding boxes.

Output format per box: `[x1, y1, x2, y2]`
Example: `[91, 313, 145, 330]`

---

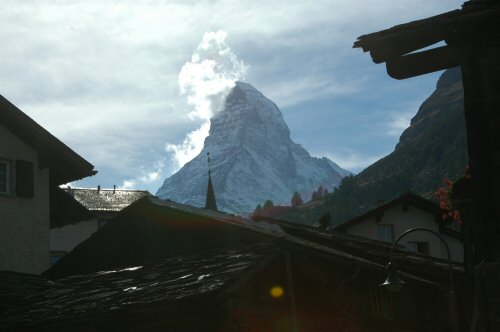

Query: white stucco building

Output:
[0, 95, 96, 274]
[333, 192, 464, 262]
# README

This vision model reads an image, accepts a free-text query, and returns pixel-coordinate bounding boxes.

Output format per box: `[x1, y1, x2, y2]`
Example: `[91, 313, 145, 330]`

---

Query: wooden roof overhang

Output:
[353, 1, 500, 79]
[0, 95, 96, 185]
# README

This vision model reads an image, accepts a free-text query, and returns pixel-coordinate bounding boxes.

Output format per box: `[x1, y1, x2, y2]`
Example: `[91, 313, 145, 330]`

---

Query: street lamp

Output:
[380, 261, 405, 292]
[380, 227, 459, 332]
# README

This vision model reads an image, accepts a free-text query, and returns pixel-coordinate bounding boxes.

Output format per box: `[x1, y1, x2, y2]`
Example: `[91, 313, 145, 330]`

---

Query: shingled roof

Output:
[1, 197, 468, 330]
[45, 196, 464, 286]
[67, 187, 151, 212]
[0, 243, 277, 331]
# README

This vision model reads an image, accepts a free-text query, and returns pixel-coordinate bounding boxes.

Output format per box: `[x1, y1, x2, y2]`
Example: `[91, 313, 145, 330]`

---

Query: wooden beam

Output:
[368, 34, 446, 64]
[385, 46, 462, 80]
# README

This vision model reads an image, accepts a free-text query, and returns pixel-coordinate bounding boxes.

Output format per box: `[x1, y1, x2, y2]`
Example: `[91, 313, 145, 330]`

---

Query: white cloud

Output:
[167, 30, 247, 169]
[121, 180, 137, 190]
[179, 30, 247, 120]
[322, 152, 385, 173]
[386, 113, 413, 137]
[166, 122, 210, 168]
[0, 0, 464, 193]
[261, 76, 361, 108]
[383, 97, 428, 137]
[121, 160, 165, 190]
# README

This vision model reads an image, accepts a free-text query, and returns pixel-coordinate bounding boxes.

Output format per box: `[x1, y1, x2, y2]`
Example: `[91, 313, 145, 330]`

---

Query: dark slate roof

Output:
[46, 196, 463, 287]
[0, 95, 96, 185]
[44, 197, 280, 278]
[66, 188, 151, 212]
[1, 197, 468, 330]
[0, 271, 54, 313]
[0, 243, 278, 331]
[280, 222, 465, 285]
[252, 205, 295, 219]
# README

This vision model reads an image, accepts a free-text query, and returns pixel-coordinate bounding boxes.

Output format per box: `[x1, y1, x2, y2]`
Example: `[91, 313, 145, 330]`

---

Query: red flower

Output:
[434, 165, 469, 225]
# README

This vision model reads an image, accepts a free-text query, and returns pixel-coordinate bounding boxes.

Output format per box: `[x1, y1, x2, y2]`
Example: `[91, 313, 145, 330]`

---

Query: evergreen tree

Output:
[263, 199, 274, 210]
[317, 185, 324, 199]
[311, 191, 318, 201]
[291, 192, 303, 207]
[254, 204, 262, 215]
[318, 212, 331, 230]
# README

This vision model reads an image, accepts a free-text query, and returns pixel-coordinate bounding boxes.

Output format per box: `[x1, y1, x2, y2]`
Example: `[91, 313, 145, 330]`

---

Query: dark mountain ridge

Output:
[277, 68, 468, 225]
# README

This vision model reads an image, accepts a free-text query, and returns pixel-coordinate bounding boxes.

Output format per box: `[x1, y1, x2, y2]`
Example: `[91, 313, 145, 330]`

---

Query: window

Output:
[407, 241, 429, 256]
[377, 224, 394, 242]
[0, 159, 34, 197]
[0, 160, 8, 194]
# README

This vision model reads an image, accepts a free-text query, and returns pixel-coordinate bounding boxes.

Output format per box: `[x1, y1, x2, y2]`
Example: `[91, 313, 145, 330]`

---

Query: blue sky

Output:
[0, 0, 463, 193]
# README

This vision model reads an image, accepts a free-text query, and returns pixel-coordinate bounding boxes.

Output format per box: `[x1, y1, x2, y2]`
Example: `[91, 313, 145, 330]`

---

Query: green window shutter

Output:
[16, 160, 34, 198]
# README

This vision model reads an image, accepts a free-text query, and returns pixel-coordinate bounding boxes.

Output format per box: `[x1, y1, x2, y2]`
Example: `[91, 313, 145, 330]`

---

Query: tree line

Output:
[254, 184, 333, 214]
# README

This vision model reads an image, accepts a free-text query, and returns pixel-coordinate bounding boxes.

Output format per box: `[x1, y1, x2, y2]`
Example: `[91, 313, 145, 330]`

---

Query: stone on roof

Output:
[67, 188, 150, 212]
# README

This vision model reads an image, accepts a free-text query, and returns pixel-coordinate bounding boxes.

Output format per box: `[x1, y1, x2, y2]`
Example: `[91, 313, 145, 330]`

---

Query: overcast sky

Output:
[1, 0, 464, 194]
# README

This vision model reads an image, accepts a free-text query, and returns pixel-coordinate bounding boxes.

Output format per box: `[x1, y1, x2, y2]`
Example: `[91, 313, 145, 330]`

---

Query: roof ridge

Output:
[68, 187, 150, 193]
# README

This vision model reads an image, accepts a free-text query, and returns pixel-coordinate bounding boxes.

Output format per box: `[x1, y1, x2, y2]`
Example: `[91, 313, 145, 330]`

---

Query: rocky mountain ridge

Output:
[275, 68, 468, 225]
[157, 82, 349, 213]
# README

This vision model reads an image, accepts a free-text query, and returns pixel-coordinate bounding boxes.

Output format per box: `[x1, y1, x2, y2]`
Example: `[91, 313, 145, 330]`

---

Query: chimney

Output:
[113, 185, 116, 194]
[66, 185, 74, 197]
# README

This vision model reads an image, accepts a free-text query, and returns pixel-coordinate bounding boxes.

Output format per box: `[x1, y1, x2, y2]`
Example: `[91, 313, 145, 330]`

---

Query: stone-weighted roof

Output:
[66, 187, 150, 212]
[0, 243, 277, 331]
[1, 196, 468, 331]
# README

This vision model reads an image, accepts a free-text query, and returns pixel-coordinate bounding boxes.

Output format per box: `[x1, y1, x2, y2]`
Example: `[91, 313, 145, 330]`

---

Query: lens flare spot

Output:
[270, 286, 284, 298]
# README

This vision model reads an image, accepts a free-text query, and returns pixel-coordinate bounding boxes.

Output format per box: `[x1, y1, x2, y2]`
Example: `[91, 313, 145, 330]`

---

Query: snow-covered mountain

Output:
[156, 82, 349, 213]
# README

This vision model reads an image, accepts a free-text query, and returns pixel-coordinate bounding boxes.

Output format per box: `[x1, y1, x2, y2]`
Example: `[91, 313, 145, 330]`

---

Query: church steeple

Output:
[205, 152, 218, 211]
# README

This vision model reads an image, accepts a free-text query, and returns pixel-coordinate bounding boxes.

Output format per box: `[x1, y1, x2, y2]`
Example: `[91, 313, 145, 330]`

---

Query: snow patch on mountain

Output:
[157, 82, 349, 213]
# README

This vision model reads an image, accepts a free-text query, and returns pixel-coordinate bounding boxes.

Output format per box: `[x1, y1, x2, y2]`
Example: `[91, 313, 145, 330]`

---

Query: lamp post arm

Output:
[389, 227, 458, 332]
[390, 227, 453, 273]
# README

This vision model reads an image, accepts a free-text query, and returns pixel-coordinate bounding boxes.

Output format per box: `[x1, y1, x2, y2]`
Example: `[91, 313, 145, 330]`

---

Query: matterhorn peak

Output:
[157, 82, 349, 213]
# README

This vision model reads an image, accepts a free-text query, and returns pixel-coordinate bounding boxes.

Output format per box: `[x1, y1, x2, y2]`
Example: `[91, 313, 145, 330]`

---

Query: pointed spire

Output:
[208, 151, 211, 175]
[205, 152, 218, 211]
